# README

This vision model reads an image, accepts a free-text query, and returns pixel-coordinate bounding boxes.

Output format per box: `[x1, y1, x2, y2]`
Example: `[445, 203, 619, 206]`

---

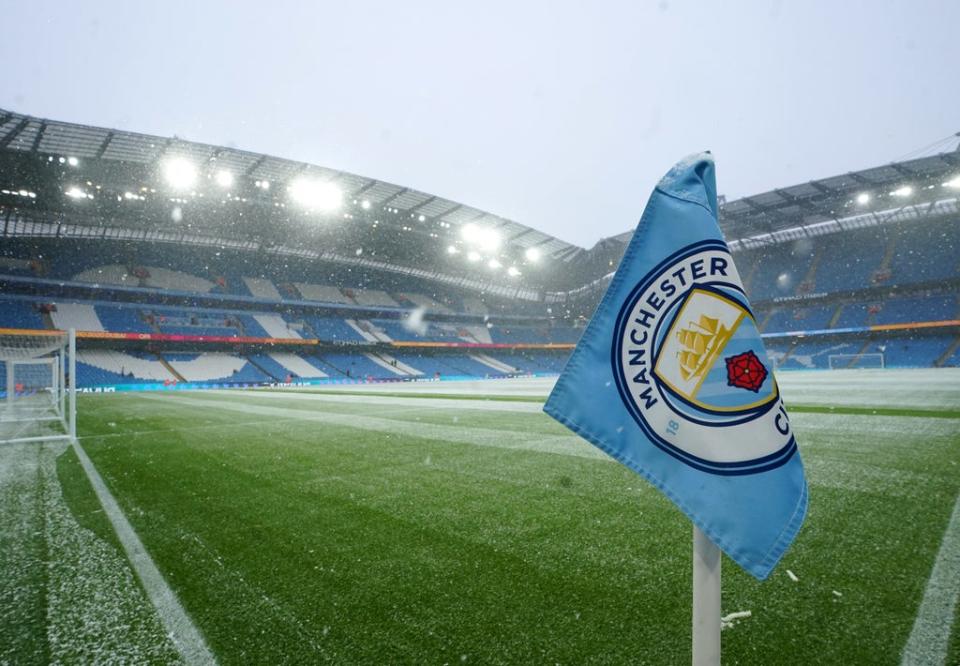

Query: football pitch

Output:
[1, 370, 958, 664]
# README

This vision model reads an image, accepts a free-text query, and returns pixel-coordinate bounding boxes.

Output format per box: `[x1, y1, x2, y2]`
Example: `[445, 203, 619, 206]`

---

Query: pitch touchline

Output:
[900, 491, 960, 665]
[70, 437, 217, 665]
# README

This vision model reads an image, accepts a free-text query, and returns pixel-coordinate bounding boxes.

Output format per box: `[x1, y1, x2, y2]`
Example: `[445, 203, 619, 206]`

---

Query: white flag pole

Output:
[692, 524, 721, 666]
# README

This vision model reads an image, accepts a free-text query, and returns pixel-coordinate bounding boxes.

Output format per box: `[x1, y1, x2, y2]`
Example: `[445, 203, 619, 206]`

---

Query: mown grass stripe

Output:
[285, 389, 960, 419]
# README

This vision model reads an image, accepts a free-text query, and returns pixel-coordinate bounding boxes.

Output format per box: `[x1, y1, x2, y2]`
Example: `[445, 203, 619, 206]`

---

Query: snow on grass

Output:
[776, 368, 960, 411]
[0, 440, 180, 664]
[67, 369, 960, 664]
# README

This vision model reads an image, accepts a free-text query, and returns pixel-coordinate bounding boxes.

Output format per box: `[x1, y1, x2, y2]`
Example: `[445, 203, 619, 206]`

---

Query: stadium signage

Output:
[771, 292, 828, 303]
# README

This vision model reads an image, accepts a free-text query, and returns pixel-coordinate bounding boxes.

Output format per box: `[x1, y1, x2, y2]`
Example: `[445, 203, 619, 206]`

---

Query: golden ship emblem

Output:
[675, 314, 733, 382]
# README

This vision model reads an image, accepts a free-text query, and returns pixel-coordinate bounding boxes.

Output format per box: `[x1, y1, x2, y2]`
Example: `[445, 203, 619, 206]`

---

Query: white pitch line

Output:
[900, 491, 960, 666]
[70, 438, 216, 665]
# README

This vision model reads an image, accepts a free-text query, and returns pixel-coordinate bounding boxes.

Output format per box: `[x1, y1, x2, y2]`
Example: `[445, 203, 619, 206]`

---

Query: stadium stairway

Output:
[365, 352, 423, 376]
[344, 319, 391, 342]
[156, 354, 186, 381]
[936, 337, 960, 368]
[252, 314, 301, 339]
[468, 354, 517, 373]
[252, 352, 328, 380]
[798, 249, 823, 295]
[827, 303, 845, 329]
[309, 355, 349, 377]
[758, 309, 775, 333]
[777, 342, 798, 368]
[742, 259, 760, 297]
[246, 355, 282, 381]
[846, 339, 876, 369]
[319, 353, 390, 379]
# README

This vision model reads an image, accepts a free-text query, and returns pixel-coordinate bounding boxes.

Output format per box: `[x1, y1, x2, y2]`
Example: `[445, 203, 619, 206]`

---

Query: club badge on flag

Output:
[544, 153, 807, 580]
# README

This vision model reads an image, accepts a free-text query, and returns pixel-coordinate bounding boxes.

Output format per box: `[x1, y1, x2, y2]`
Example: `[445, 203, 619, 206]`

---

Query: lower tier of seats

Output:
[74, 349, 566, 388]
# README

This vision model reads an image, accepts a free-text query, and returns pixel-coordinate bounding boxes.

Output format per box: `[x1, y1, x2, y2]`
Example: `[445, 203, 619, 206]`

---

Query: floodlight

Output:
[944, 175, 960, 189]
[215, 170, 234, 188]
[65, 186, 85, 199]
[361, 199, 371, 210]
[418, 214, 426, 222]
[890, 185, 913, 197]
[447, 245, 459, 255]
[507, 266, 521, 277]
[67, 156, 79, 167]
[488, 258, 502, 270]
[525, 247, 541, 262]
[478, 228, 501, 251]
[855, 193, 870, 205]
[162, 157, 198, 190]
[461, 223, 480, 242]
[467, 250, 482, 262]
[289, 178, 342, 211]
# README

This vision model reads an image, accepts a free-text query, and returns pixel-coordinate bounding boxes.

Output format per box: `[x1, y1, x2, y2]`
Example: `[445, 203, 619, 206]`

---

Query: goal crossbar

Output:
[827, 352, 885, 370]
[0, 328, 76, 444]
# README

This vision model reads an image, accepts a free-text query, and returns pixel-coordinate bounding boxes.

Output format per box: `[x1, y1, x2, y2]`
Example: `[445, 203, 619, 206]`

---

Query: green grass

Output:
[287, 388, 960, 419]
[57, 385, 960, 664]
[0, 445, 50, 664]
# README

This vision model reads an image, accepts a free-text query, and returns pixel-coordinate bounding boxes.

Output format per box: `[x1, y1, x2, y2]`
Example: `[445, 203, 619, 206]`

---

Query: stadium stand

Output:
[306, 317, 368, 342]
[73, 264, 134, 286]
[77, 350, 175, 382]
[397, 292, 454, 314]
[345, 288, 399, 307]
[1, 107, 956, 390]
[249, 353, 329, 380]
[317, 353, 393, 379]
[295, 283, 351, 303]
[50, 302, 105, 332]
[0, 299, 46, 329]
[94, 305, 155, 334]
[242, 277, 283, 300]
[165, 353, 268, 383]
[250, 314, 301, 339]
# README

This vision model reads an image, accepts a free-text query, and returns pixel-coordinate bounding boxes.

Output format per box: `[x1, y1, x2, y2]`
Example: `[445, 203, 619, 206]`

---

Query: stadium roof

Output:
[0, 108, 580, 260]
[602, 145, 960, 255]
[2, 108, 957, 295]
[716, 148, 960, 246]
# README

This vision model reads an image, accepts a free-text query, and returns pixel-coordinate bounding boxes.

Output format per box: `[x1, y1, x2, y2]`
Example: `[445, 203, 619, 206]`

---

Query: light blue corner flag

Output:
[544, 153, 807, 580]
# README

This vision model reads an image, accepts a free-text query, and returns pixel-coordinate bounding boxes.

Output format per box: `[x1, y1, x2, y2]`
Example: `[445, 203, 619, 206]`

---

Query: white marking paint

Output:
[70, 438, 216, 665]
[900, 491, 960, 666]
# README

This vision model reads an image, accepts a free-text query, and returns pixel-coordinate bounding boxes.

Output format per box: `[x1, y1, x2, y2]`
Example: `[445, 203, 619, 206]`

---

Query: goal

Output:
[0, 329, 76, 444]
[827, 352, 885, 370]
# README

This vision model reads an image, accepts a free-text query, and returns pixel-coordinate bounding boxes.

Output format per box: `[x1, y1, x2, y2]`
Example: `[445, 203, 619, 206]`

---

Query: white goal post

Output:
[0, 328, 76, 444]
[827, 352, 885, 370]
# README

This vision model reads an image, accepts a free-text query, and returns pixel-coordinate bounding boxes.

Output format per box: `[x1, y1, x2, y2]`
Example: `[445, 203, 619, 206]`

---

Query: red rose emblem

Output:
[725, 350, 768, 392]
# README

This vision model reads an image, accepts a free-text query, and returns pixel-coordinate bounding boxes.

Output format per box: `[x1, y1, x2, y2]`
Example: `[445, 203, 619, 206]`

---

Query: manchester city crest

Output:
[612, 239, 796, 475]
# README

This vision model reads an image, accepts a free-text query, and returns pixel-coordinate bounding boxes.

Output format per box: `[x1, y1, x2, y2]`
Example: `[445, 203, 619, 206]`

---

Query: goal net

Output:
[0, 329, 75, 444]
[827, 352, 885, 370]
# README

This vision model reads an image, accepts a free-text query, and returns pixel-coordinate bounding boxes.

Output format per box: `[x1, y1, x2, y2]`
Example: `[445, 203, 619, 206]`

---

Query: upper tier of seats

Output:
[758, 292, 958, 333]
[739, 216, 959, 302]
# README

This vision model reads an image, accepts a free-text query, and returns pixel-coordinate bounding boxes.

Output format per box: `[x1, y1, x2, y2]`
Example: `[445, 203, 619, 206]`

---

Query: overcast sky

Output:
[2, 0, 957, 248]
